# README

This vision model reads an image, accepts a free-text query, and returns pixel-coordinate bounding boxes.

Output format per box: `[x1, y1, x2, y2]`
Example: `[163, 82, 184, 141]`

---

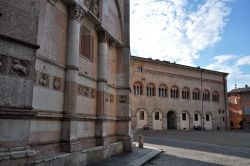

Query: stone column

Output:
[62, 4, 84, 152]
[96, 32, 108, 146]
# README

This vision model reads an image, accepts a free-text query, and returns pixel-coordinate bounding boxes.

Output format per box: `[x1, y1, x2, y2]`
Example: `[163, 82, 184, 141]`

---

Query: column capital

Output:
[69, 4, 85, 21]
[98, 31, 109, 43]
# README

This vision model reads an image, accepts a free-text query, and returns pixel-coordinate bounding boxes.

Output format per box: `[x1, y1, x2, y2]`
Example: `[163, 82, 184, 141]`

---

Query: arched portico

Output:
[167, 110, 177, 129]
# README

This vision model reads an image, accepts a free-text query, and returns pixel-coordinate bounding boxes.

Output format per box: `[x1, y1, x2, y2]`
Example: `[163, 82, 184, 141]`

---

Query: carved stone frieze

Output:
[38, 72, 50, 88]
[110, 94, 114, 102]
[98, 31, 109, 43]
[78, 84, 96, 99]
[90, 0, 99, 17]
[78, 84, 84, 96]
[106, 93, 110, 102]
[90, 88, 96, 98]
[119, 95, 126, 103]
[53, 76, 62, 90]
[69, 4, 84, 21]
[84, 86, 90, 97]
[10, 58, 30, 78]
[84, 0, 91, 8]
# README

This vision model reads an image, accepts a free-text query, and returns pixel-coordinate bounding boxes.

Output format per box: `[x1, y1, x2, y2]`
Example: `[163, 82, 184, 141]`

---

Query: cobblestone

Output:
[135, 130, 250, 166]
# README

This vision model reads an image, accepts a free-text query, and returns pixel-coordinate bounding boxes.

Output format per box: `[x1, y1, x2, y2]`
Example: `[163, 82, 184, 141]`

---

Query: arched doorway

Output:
[204, 113, 212, 130]
[167, 111, 176, 129]
[152, 111, 163, 130]
[180, 111, 190, 130]
[136, 110, 148, 129]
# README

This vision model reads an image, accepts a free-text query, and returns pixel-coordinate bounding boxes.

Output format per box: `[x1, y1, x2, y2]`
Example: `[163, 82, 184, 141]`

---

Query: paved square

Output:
[134, 130, 250, 166]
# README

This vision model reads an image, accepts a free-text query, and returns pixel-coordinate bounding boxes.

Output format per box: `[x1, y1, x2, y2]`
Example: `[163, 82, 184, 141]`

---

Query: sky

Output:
[130, 0, 250, 91]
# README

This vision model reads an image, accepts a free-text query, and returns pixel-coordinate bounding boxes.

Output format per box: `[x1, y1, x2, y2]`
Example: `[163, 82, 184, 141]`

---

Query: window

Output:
[133, 81, 143, 95]
[212, 91, 219, 102]
[139, 111, 144, 120]
[155, 112, 160, 120]
[171, 86, 179, 98]
[205, 114, 210, 121]
[219, 109, 221, 114]
[158, 84, 167, 98]
[80, 26, 94, 61]
[182, 113, 186, 120]
[192, 88, 200, 100]
[182, 87, 189, 99]
[147, 83, 155, 96]
[137, 66, 143, 72]
[203, 90, 210, 101]
[194, 114, 198, 121]
[222, 110, 224, 114]
[223, 117, 225, 121]
[231, 121, 233, 127]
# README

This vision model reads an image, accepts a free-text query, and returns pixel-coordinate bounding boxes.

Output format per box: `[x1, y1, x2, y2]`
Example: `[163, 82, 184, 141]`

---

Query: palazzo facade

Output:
[0, 0, 131, 165]
[130, 56, 229, 131]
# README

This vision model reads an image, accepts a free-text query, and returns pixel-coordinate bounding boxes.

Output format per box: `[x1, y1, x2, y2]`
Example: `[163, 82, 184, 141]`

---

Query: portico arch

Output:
[167, 110, 177, 129]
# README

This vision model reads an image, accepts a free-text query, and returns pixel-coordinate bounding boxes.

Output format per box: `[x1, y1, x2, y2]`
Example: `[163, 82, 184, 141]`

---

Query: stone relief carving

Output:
[119, 95, 126, 103]
[69, 4, 84, 21]
[90, 0, 99, 17]
[84, 0, 91, 8]
[106, 93, 110, 102]
[78, 84, 84, 96]
[83, 0, 99, 17]
[84, 86, 90, 97]
[90, 88, 96, 98]
[110, 94, 114, 102]
[53, 76, 62, 90]
[10, 59, 30, 78]
[38, 72, 50, 87]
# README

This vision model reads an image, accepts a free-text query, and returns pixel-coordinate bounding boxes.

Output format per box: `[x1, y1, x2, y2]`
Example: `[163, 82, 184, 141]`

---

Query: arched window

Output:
[171, 86, 179, 98]
[182, 87, 189, 99]
[146, 83, 155, 96]
[133, 81, 143, 95]
[192, 88, 200, 100]
[203, 89, 210, 101]
[158, 84, 167, 98]
[212, 91, 219, 102]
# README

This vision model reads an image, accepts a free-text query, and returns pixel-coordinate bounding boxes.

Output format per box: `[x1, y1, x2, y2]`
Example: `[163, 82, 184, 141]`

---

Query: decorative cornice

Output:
[69, 4, 85, 21]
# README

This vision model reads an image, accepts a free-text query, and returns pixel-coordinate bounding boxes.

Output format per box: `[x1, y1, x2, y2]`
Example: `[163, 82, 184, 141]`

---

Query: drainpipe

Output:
[223, 74, 229, 129]
[200, 69, 204, 131]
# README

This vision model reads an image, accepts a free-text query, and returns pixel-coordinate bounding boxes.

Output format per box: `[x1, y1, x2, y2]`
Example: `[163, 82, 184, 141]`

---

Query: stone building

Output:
[0, 0, 131, 165]
[130, 56, 229, 131]
[228, 85, 250, 130]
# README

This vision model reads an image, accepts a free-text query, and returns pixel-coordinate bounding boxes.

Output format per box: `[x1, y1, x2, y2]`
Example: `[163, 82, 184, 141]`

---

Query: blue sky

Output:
[130, 0, 250, 91]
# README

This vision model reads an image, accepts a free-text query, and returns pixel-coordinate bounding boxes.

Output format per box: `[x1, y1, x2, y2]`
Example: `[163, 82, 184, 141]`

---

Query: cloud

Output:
[205, 55, 250, 90]
[130, 0, 232, 65]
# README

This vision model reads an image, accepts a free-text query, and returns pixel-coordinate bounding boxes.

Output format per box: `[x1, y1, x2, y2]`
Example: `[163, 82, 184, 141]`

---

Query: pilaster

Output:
[62, 3, 84, 152]
[96, 31, 109, 146]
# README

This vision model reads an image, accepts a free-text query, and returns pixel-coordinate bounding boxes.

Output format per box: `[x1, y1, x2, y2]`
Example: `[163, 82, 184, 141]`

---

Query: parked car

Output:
[143, 125, 149, 130]
[193, 125, 202, 130]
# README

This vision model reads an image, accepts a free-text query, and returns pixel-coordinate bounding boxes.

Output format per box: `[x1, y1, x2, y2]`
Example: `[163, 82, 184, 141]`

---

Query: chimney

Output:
[235, 84, 237, 89]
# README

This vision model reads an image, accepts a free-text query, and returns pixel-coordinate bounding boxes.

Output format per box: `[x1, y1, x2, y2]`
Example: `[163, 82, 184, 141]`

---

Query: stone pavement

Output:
[89, 145, 162, 166]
